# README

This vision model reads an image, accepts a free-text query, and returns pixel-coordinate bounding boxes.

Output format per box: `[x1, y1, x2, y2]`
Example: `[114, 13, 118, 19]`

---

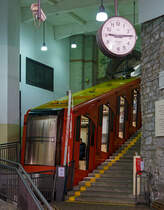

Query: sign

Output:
[155, 99, 164, 136]
[136, 157, 141, 175]
[58, 167, 65, 177]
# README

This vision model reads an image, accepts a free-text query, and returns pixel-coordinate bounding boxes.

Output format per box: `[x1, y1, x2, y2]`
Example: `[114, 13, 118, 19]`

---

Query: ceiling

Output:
[20, 0, 139, 40]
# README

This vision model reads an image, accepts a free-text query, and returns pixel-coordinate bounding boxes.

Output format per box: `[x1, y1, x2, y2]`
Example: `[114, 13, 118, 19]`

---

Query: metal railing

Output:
[0, 142, 20, 162]
[0, 159, 53, 210]
[135, 168, 160, 207]
[135, 170, 154, 207]
[29, 170, 55, 202]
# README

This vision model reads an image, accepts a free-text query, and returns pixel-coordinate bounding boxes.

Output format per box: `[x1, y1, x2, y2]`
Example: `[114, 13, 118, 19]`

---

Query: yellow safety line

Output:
[68, 132, 141, 202]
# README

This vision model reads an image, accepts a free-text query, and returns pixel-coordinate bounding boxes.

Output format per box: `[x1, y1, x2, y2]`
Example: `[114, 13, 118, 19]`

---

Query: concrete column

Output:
[70, 35, 84, 92]
[70, 35, 98, 92]
[0, 0, 20, 143]
[84, 35, 97, 89]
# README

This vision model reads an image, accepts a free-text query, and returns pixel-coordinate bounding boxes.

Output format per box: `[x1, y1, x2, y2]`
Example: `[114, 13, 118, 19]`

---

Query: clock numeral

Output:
[111, 23, 114, 27]
[106, 40, 109, 44]
[116, 22, 120, 26]
[127, 42, 130, 45]
[107, 27, 111, 32]
[123, 24, 125, 28]
[123, 46, 126, 50]
[105, 33, 108, 37]
[127, 29, 130, 34]
[117, 47, 120, 52]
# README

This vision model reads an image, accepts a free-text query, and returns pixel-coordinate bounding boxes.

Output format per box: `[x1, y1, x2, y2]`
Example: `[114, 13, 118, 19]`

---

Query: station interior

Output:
[0, 0, 164, 209]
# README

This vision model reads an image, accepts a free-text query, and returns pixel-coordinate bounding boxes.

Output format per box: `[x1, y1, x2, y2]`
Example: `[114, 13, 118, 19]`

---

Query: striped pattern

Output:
[67, 132, 141, 203]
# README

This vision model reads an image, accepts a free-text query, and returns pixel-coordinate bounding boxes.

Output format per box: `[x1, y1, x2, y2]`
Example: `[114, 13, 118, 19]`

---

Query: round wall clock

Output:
[97, 16, 137, 58]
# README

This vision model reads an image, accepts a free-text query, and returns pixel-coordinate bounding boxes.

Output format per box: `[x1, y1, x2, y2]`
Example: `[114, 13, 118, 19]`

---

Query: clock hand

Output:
[108, 34, 133, 38]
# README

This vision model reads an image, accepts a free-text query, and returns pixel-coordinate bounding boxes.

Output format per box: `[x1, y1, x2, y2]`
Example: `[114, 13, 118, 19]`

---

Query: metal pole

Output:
[38, 0, 41, 21]
[64, 90, 72, 166]
[133, 0, 136, 25]
[114, 0, 118, 16]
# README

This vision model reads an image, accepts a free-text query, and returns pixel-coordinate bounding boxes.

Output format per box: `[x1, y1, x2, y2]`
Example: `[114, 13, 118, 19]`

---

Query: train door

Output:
[75, 115, 95, 171]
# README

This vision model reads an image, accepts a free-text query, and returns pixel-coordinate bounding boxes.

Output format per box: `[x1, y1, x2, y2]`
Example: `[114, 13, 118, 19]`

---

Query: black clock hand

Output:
[108, 34, 133, 38]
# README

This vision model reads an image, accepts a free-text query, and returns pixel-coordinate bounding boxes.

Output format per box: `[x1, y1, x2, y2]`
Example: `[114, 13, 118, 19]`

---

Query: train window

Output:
[132, 89, 138, 127]
[98, 105, 103, 126]
[101, 105, 110, 153]
[91, 122, 95, 146]
[76, 116, 81, 141]
[118, 96, 126, 139]
[109, 108, 114, 132]
[25, 115, 59, 166]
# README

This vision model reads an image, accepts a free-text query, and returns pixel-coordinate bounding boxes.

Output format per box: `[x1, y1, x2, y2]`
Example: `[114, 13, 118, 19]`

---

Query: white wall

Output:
[20, 22, 70, 123]
[139, 0, 164, 23]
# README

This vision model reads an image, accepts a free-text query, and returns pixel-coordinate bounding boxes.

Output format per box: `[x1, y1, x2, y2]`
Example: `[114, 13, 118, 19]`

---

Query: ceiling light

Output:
[41, 43, 48, 51]
[71, 43, 77, 48]
[96, 0, 108, 22]
[41, 21, 48, 51]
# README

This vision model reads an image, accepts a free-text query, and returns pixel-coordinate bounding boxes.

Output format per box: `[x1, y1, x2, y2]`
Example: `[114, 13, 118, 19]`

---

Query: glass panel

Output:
[79, 115, 88, 170]
[132, 89, 138, 127]
[25, 115, 58, 166]
[25, 141, 56, 166]
[118, 97, 125, 138]
[101, 105, 109, 153]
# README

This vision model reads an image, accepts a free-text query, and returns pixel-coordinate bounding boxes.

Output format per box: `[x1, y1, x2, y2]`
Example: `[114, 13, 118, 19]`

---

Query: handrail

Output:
[0, 158, 53, 210]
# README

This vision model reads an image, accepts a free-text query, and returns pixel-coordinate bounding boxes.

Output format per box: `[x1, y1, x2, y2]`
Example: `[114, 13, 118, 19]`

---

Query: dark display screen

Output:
[26, 57, 54, 91]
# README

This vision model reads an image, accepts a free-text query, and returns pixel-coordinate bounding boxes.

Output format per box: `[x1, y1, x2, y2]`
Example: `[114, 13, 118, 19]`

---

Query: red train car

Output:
[21, 77, 141, 185]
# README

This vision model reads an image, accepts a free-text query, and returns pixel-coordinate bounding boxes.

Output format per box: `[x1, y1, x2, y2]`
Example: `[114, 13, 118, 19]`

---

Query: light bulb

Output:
[41, 43, 48, 51]
[71, 43, 77, 48]
[96, 11, 108, 22]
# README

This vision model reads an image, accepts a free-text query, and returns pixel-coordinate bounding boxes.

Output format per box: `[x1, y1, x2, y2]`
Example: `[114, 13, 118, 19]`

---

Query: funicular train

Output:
[21, 77, 141, 186]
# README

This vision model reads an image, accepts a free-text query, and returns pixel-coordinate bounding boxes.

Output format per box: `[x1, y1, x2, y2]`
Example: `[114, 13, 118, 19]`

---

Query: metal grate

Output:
[0, 142, 20, 162]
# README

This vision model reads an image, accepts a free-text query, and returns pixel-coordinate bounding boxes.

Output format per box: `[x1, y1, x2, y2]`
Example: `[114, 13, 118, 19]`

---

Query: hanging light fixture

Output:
[41, 21, 48, 51]
[96, 0, 108, 22]
[71, 43, 77, 48]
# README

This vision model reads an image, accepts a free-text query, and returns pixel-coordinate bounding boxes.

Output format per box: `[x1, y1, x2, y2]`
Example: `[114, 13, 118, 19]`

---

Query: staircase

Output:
[66, 131, 141, 205]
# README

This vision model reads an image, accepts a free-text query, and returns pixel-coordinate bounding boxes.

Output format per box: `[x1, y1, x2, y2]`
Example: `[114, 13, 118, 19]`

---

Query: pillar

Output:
[0, 0, 20, 143]
[70, 35, 98, 92]
[141, 15, 164, 199]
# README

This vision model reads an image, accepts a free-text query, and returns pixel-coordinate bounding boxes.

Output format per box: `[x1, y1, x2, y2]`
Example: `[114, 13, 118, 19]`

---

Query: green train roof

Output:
[34, 77, 138, 110]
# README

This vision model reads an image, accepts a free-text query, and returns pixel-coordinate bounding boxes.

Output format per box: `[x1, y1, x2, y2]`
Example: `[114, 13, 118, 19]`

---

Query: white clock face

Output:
[101, 16, 137, 56]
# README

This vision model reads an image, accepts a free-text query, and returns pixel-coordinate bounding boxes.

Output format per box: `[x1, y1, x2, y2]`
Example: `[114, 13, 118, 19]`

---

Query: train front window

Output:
[25, 114, 62, 166]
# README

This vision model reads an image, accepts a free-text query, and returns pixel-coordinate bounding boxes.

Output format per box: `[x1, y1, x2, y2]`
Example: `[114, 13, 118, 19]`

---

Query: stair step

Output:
[66, 132, 141, 204]
[74, 196, 135, 204]
[69, 190, 134, 198]
[93, 169, 133, 175]
[86, 186, 132, 193]
[68, 188, 133, 197]
[85, 176, 133, 182]
[79, 180, 133, 187]
[97, 165, 133, 170]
